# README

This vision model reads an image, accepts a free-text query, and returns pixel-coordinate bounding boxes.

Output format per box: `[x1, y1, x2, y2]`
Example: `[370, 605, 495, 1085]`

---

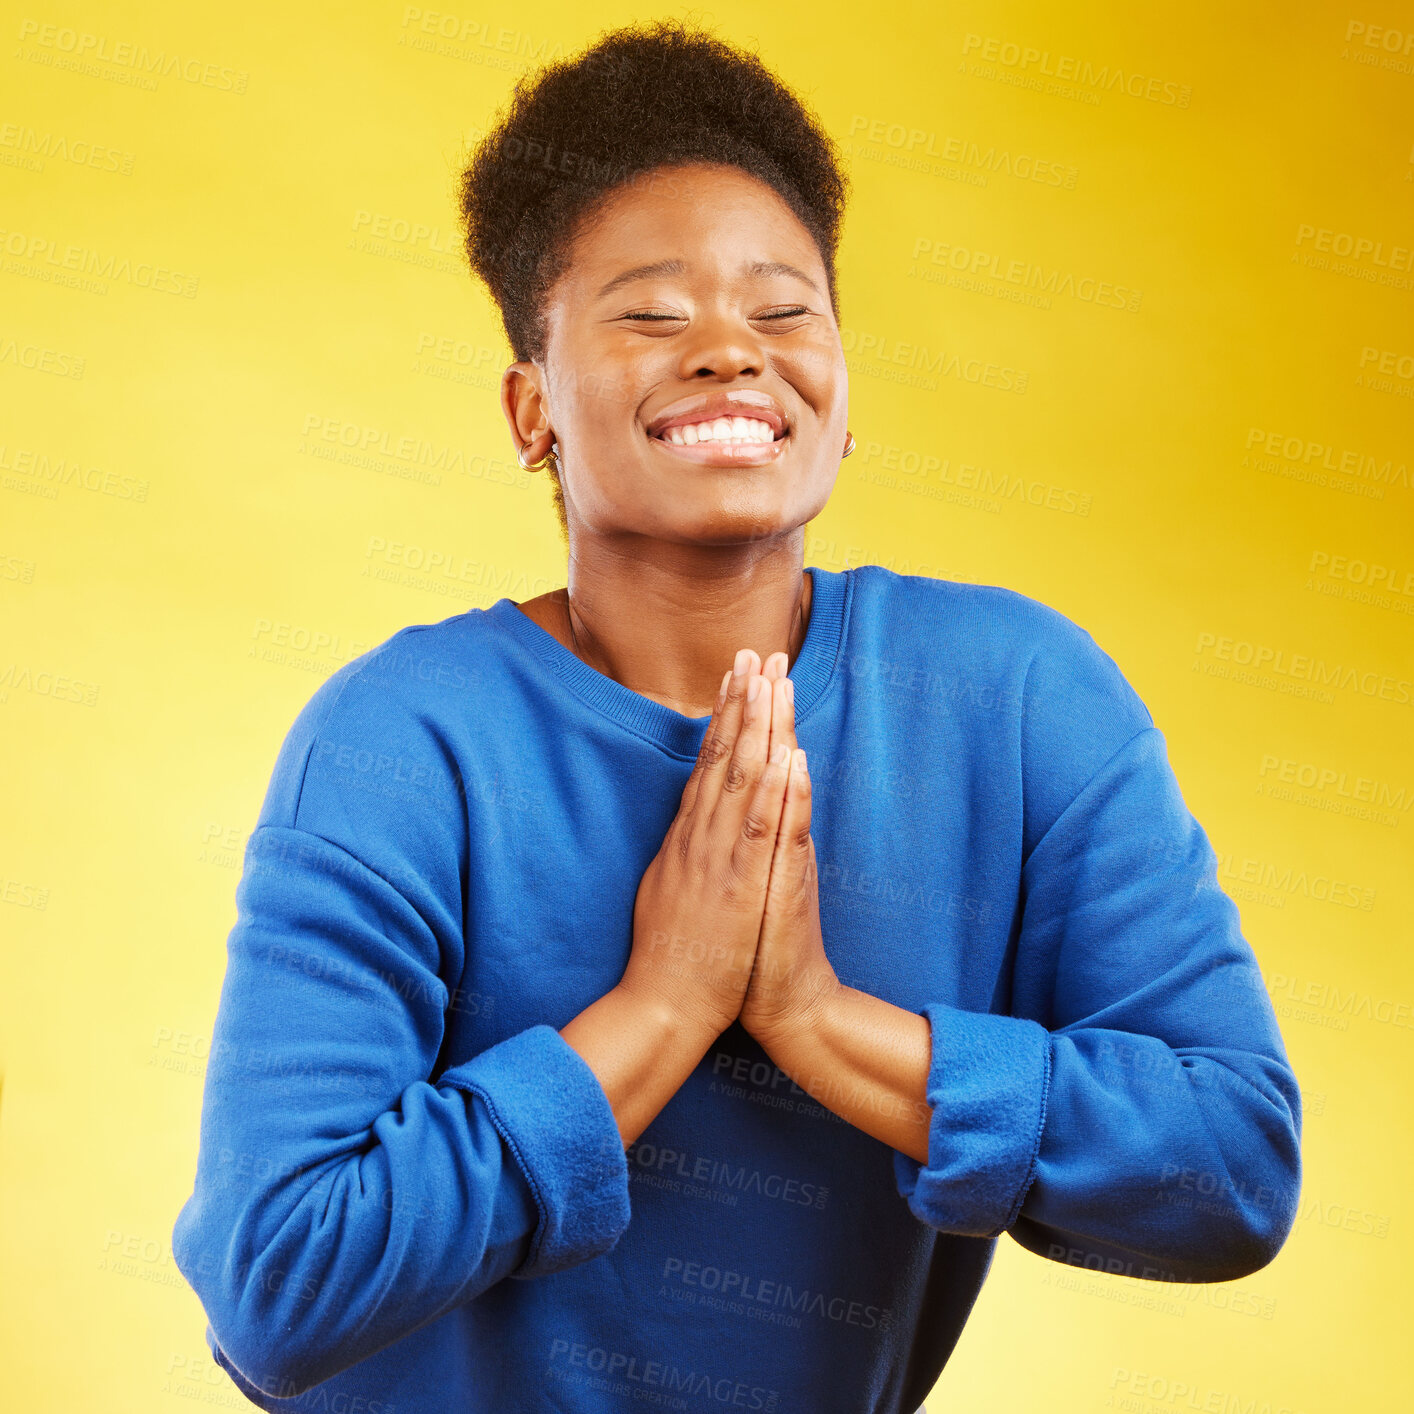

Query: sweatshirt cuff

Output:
[892, 1003, 1052, 1238]
[439, 1024, 631, 1278]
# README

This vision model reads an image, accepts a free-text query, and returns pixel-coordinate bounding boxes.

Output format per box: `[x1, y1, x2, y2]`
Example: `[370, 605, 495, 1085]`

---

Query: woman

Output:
[173, 20, 1301, 1414]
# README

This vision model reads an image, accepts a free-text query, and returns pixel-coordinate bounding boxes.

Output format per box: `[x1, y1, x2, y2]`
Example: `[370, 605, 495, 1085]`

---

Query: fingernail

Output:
[793, 748, 808, 774]
[733, 649, 750, 679]
[771, 742, 789, 765]
[784, 678, 794, 706]
[747, 676, 763, 703]
[716, 669, 731, 708]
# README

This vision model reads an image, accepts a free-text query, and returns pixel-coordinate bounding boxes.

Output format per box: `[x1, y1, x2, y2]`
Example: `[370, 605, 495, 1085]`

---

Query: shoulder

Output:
[843, 563, 1154, 809]
[845, 563, 1145, 701]
[846, 561, 1067, 639]
[254, 608, 503, 833]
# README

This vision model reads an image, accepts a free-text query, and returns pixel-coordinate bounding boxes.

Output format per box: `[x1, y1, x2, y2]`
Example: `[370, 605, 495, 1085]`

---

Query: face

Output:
[502, 161, 849, 547]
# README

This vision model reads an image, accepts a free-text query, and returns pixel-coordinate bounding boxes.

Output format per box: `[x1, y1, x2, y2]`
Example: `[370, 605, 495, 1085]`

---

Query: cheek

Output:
[797, 462, 843, 516]
[548, 339, 649, 433]
[782, 341, 848, 408]
[571, 382, 636, 436]
[788, 429, 847, 509]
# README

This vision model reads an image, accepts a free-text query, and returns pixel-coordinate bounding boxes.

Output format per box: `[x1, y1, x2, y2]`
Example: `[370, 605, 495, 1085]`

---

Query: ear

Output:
[501, 361, 553, 454]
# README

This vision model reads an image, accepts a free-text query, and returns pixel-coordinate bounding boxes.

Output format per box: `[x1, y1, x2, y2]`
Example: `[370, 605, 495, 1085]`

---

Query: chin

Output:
[668, 507, 809, 549]
[631, 488, 771, 537]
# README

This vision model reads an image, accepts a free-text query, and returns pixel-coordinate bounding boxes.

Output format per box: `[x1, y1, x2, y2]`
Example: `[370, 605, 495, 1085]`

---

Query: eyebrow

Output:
[594, 257, 823, 300]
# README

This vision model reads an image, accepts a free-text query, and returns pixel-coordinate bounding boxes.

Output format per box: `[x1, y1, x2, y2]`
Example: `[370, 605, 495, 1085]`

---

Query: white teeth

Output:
[660, 416, 776, 446]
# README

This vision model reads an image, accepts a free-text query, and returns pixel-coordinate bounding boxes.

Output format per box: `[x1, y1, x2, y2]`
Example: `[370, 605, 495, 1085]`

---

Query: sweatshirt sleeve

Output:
[892, 611, 1302, 1282]
[171, 646, 631, 1396]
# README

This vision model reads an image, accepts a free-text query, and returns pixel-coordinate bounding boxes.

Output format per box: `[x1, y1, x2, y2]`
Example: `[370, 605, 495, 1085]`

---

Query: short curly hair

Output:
[456, 17, 850, 536]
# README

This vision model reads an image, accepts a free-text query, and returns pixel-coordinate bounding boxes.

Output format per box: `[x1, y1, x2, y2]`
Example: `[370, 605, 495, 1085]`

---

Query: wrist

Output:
[612, 976, 728, 1054]
[746, 969, 844, 1058]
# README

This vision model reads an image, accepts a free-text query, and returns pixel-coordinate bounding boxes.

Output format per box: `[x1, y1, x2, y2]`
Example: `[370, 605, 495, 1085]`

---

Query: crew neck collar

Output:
[484, 567, 851, 759]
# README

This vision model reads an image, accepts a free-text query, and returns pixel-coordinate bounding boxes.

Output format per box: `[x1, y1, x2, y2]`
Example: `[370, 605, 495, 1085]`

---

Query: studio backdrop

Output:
[2, 2, 1410, 1411]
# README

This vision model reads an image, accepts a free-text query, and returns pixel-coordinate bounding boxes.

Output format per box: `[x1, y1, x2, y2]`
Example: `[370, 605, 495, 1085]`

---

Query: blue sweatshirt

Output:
[172, 565, 1302, 1414]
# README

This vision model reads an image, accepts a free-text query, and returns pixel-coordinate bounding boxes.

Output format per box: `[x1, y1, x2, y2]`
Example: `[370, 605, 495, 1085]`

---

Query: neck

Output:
[550, 531, 813, 718]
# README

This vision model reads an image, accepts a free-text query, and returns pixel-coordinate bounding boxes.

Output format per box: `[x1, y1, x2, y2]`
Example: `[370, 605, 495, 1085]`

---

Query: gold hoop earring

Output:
[517, 440, 558, 473]
[841, 430, 855, 459]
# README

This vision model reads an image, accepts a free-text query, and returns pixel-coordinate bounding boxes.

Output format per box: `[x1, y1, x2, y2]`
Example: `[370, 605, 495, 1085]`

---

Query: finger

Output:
[762, 650, 788, 682]
[678, 667, 733, 817]
[729, 739, 792, 890]
[765, 748, 814, 907]
[691, 649, 759, 820]
[709, 669, 774, 836]
[766, 673, 797, 763]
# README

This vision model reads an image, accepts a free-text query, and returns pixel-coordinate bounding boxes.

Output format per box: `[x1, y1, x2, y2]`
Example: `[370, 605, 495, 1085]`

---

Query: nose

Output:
[674, 308, 766, 381]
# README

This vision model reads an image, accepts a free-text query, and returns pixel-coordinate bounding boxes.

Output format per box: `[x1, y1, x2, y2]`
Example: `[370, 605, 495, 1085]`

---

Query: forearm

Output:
[174, 829, 639, 1397]
[758, 985, 933, 1163]
[1008, 1024, 1301, 1278]
[560, 983, 720, 1148]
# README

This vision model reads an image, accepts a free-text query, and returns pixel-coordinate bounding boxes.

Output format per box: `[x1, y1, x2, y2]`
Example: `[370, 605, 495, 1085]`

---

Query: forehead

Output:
[556, 161, 823, 289]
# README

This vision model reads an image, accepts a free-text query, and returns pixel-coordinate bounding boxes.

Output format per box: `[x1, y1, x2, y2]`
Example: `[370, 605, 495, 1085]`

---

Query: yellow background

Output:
[3, 1, 1412, 1409]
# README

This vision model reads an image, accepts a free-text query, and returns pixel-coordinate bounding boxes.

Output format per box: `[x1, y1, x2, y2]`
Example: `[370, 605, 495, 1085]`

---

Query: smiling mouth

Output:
[649, 416, 789, 464]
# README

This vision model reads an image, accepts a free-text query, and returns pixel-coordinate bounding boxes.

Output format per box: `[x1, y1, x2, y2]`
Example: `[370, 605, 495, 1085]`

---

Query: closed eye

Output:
[620, 307, 811, 322]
